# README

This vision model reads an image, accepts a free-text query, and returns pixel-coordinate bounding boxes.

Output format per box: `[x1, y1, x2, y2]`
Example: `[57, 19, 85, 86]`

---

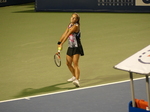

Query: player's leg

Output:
[66, 55, 76, 81]
[72, 54, 80, 87]
[72, 54, 80, 80]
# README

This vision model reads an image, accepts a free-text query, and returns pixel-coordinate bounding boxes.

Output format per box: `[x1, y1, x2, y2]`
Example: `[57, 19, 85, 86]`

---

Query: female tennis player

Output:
[57, 13, 84, 87]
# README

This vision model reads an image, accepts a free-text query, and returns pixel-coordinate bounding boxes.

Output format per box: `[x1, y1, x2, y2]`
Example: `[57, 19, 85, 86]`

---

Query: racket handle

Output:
[58, 50, 60, 52]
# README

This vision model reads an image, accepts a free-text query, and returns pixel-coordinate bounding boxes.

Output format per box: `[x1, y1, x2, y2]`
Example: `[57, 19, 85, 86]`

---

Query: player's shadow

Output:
[14, 82, 76, 98]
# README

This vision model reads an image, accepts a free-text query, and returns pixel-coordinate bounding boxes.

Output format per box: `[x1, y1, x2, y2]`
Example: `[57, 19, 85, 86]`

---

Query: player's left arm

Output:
[60, 24, 79, 45]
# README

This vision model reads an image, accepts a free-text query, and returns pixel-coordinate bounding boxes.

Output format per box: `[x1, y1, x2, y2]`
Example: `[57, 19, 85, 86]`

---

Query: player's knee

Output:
[73, 62, 78, 68]
[66, 61, 71, 67]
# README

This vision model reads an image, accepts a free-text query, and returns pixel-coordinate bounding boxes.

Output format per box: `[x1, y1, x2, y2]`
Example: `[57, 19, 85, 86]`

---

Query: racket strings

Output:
[54, 54, 61, 67]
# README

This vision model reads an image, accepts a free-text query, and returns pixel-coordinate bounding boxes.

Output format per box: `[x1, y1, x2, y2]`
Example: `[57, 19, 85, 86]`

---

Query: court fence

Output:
[0, 0, 34, 7]
[35, 0, 150, 12]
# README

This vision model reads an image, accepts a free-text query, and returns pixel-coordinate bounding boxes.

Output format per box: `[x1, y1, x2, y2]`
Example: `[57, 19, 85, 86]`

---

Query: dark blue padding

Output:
[35, 0, 150, 12]
[129, 101, 149, 112]
[0, 0, 34, 7]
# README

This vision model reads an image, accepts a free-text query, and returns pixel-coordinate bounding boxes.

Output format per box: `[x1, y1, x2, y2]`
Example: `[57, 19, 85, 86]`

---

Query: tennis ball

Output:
[58, 47, 61, 50]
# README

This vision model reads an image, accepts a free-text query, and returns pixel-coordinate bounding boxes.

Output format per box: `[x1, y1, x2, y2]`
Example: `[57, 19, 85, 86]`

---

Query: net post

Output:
[129, 72, 135, 107]
[146, 75, 150, 109]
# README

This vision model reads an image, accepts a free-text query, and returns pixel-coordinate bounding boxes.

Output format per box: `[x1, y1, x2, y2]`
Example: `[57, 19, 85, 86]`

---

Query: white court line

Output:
[0, 77, 145, 103]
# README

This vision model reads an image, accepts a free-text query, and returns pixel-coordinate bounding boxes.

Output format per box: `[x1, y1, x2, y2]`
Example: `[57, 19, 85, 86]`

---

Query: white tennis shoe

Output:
[73, 79, 80, 87]
[67, 76, 76, 82]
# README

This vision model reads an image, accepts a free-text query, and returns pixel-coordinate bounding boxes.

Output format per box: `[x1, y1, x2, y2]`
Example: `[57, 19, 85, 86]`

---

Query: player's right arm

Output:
[58, 27, 69, 43]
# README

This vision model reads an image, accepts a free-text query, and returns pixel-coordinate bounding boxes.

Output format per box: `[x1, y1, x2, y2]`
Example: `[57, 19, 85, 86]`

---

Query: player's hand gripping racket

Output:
[54, 47, 61, 67]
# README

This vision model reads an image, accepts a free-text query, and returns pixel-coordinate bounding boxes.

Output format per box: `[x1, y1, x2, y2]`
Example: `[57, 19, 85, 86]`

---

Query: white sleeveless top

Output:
[68, 23, 80, 48]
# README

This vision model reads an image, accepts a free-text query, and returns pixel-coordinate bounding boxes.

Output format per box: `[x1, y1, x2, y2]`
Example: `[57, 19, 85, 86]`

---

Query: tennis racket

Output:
[54, 48, 61, 67]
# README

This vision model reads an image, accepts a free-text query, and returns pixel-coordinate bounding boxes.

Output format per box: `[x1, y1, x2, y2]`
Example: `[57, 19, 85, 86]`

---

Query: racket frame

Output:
[54, 52, 61, 67]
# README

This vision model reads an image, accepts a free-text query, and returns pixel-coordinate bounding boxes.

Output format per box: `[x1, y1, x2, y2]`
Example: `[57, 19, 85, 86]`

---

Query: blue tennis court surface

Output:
[0, 78, 147, 112]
